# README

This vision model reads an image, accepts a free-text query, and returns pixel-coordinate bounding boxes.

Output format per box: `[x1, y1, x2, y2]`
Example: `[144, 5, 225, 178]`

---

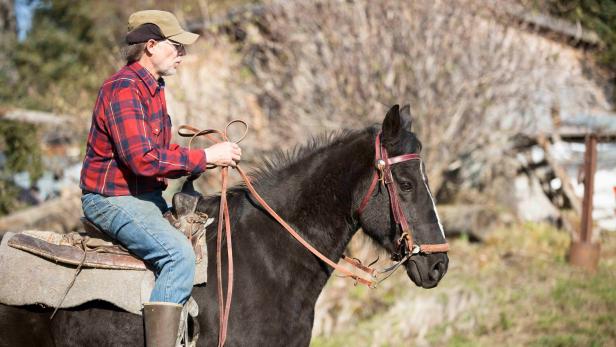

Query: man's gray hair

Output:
[122, 43, 147, 64]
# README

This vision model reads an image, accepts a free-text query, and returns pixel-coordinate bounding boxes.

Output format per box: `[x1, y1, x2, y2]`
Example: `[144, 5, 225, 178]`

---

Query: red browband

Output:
[356, 131, 449, 255]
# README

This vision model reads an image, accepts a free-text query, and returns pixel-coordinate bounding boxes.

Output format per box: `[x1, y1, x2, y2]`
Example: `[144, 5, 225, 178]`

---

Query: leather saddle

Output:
[8, 187, 210, 271]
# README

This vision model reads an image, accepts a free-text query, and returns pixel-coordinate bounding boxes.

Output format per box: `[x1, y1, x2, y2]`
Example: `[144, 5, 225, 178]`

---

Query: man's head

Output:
[123, 10, 199, 77]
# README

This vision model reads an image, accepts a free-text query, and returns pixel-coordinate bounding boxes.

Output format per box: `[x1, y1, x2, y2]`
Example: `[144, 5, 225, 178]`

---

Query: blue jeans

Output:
[81, 191, 196, 304]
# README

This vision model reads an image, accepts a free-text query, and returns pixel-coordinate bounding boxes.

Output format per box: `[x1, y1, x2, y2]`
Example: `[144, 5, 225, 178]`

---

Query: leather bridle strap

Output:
[356, 131, 449, 255]
[234, 167, 376, 287]
[178, 122, 376, 347]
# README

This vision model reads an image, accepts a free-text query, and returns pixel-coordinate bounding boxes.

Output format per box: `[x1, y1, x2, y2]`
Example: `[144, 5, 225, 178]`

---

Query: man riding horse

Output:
[79, 10, 241, 346]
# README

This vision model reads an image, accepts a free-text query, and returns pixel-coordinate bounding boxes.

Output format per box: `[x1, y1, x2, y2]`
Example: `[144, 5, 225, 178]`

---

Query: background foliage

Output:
[0, 0, 256, 216]
[0, 120, 42, 214]
[547, 0, 616, 69]
[0, 0, 613, 215]
[545, 0, 616, 102]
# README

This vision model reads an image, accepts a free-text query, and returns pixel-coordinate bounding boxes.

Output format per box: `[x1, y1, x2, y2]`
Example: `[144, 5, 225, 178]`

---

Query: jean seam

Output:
[106, 199, 177, 301]
[84, 194, 189, 303]
[107, 200, 174, 256]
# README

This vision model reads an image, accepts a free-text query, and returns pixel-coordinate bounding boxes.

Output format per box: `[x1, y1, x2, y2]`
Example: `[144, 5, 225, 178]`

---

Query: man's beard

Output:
[156, 60, 179, 76]
[160, 67, 177, 76]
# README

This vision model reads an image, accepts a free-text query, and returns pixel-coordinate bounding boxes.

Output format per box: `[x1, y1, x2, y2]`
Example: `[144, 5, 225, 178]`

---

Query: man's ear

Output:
[144, 39, 157, 55]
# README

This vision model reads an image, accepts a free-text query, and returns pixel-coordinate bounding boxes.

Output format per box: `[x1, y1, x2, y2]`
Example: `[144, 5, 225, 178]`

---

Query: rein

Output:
[178, 123, 240, 347]
[177, 124, 448, 346]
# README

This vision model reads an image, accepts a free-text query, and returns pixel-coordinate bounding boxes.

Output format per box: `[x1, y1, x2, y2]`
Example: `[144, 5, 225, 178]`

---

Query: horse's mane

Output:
[248, 128, 370, 184]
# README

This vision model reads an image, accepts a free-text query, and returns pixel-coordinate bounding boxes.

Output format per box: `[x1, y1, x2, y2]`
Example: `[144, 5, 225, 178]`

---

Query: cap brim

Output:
[168, 31, 199, 45]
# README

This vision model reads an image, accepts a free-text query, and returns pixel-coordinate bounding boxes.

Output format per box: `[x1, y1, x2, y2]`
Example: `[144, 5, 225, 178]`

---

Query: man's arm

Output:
[106, 83, 207, 177]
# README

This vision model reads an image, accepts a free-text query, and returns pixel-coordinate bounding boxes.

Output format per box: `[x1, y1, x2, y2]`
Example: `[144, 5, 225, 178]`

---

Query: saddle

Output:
[7, 190, 210, 271]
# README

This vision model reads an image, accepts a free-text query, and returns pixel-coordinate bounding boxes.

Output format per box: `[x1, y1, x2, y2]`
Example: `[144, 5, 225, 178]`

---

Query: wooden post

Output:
[568, 134, 600, 272]
[580, 134, 597, 242]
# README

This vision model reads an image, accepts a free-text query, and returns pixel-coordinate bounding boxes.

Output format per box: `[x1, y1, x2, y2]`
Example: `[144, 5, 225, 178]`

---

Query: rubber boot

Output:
[143, 302, 183, 347]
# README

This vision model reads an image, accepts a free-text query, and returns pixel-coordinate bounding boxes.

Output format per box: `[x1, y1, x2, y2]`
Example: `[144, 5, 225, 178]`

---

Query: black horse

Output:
[0, 104, 448, 346]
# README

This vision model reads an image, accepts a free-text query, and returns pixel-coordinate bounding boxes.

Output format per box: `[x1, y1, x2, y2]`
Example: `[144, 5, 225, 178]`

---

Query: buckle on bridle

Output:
[411, 244, 421, 255]
[390, 233, 406, 261]
[375, 159, 386, 183]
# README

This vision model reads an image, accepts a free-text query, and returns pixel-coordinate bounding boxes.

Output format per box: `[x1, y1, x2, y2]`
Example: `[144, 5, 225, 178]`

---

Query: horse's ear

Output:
[382, 104, 401, 143]
[400, 104, 412, 131]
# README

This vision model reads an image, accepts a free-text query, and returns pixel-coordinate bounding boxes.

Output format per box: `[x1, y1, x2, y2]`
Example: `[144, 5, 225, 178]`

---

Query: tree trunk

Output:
[0, 0, 16, 35]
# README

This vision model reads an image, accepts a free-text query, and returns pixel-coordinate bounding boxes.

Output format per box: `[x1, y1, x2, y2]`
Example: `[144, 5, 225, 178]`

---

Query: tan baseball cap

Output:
[128, 10, 199, 45]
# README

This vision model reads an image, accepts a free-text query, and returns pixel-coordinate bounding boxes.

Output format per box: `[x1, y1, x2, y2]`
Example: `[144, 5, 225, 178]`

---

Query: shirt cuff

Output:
[187, 148, 207, 174]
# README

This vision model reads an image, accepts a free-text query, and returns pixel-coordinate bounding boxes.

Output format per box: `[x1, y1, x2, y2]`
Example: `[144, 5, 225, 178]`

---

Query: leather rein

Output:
[178, 123, 448, 347]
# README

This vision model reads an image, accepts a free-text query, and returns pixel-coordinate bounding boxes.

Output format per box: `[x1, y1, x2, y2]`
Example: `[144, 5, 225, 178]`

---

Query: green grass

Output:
[311, 223, 616, 346]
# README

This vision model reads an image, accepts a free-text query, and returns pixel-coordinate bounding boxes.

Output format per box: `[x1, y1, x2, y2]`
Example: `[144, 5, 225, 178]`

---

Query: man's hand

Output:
[204, 142, 242, 167]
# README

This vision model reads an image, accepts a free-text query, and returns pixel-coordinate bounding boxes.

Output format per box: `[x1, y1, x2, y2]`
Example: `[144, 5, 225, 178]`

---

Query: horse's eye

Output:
[399, 182, 413, 192]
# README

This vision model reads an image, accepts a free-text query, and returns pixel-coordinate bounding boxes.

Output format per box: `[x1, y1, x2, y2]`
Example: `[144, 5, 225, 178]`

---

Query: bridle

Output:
[356, 131, 449, 260]
[178, 124, 448, 347]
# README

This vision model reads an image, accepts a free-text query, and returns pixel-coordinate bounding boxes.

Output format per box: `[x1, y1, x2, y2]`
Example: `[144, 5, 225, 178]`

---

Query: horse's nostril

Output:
[429, 261, 446, 281]
[438, 261, 447, 277]
[429, 268, 440, 281]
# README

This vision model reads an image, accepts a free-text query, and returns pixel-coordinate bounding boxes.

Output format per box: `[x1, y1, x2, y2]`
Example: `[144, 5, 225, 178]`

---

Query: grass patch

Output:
[447, 334, 476, 347]
[311, 223, 616, 346]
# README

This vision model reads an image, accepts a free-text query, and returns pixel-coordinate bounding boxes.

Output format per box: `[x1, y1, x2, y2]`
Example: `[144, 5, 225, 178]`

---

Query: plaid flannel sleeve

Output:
[106, 83, 207, 178]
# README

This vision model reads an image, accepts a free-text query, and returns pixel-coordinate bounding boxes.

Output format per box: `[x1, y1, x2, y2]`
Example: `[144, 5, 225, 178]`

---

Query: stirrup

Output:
[178, 297, 199, 347]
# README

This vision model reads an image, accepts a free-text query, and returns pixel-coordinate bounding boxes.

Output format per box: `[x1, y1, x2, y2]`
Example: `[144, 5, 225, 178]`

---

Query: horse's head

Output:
[356, 104, 449, 288]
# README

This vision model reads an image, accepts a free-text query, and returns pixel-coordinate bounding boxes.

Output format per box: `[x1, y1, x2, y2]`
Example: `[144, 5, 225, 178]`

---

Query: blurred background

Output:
[0, 0, 615, 346]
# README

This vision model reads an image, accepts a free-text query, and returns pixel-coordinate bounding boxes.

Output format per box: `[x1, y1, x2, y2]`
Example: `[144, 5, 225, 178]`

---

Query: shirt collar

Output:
[128, 62, 165, 96]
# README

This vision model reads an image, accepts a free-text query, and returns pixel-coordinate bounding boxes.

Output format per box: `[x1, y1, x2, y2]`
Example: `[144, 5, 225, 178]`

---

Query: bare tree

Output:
[225, 0, 600, 193]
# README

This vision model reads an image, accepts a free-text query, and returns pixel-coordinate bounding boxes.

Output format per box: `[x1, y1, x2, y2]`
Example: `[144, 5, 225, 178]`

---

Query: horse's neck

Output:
[194, 131, 376, 340]
[251, 131, 373, 258]
[200, 130, 374, 299]
[202, 130, 374, 252]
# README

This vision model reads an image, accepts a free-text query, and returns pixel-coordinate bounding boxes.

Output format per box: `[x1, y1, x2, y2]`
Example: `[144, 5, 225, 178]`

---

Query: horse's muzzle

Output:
[406, 252, 448, 288]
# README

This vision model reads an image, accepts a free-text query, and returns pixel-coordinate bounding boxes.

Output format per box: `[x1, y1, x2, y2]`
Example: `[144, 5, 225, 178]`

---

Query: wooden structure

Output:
[568, 134, 601, 271]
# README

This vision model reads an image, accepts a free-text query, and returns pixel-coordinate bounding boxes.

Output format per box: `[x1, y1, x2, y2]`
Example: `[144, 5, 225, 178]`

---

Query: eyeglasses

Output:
[160, 40, 186, 56]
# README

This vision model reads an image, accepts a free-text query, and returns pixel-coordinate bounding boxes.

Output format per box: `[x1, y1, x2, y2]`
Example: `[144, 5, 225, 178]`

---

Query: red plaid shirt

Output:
[80, 62, 207, 196]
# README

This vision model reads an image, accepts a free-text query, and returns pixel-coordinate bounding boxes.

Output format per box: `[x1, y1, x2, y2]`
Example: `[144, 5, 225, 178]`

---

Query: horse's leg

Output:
[0, 304, 54, 347]
[51, 304, 143, 346]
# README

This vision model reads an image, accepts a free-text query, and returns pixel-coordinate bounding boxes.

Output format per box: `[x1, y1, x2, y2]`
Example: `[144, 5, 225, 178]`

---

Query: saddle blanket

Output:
[0, 231, 208, 315]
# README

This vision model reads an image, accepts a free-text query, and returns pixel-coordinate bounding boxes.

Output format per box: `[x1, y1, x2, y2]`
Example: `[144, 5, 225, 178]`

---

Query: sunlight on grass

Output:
[312, 222, 616, 346]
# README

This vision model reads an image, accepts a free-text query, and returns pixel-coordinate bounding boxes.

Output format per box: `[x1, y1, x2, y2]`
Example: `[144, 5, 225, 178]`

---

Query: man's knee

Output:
[177, 242, 196, 271]
[167, 238, 196, 275]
